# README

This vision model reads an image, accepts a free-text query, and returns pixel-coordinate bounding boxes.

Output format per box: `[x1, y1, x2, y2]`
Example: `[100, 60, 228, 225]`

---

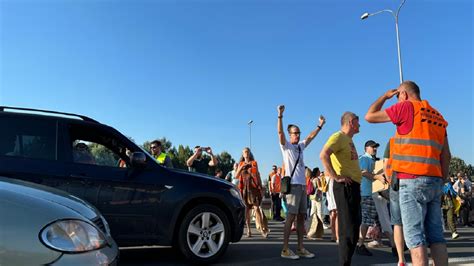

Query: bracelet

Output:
[317, 125, 322, 130]
[278, 116, 283, 119]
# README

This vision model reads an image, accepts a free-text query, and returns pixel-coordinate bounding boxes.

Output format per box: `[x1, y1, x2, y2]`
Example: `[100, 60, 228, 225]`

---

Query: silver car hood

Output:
[0, 176, 99, 220]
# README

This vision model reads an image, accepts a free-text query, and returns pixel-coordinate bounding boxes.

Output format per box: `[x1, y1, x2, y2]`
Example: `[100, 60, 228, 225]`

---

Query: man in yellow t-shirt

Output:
[320, 111, 362, 266]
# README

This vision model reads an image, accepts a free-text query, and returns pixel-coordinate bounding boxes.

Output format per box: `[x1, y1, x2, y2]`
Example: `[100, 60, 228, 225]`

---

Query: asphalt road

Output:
[119, 220, 474, 265]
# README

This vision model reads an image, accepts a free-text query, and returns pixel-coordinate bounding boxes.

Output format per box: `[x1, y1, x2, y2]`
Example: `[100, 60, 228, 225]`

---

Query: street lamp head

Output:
[361, 12, 370, 20]
[248, 120, 253, 125]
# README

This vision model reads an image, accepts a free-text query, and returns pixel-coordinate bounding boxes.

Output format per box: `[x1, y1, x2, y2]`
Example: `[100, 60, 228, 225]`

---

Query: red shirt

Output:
[385, 101, 417, 179]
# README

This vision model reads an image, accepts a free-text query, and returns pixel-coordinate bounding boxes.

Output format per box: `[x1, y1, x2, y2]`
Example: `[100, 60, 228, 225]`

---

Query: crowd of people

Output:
[146, 81, 472, 266]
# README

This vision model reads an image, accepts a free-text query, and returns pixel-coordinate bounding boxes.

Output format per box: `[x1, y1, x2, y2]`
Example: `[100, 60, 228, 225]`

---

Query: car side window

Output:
[68, 124, 129, 168]
[0, 116, 56, 160]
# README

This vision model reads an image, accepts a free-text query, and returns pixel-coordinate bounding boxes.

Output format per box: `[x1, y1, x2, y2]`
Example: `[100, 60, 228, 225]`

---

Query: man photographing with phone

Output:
[186, 146, 218, 175]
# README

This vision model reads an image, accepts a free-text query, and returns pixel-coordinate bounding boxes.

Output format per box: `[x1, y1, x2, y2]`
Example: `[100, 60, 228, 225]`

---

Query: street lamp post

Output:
[361, 0, 406, 83]
[248, 120, 253, 150]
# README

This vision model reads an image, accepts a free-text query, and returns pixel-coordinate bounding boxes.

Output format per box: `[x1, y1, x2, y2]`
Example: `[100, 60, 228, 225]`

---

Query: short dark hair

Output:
[151, 140, 162, 147]
[402, 80, 421, 99]
[341, 111, 358, 126]
[287, 124, 299, 133]
[312, 167, 320, 176]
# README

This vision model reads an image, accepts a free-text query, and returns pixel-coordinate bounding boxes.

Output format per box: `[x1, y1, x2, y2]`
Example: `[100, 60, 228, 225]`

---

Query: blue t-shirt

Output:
[359, 153, 375, 197]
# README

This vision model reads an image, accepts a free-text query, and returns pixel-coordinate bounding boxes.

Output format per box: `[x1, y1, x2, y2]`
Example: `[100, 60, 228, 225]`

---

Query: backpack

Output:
[306, 178, 315, 195]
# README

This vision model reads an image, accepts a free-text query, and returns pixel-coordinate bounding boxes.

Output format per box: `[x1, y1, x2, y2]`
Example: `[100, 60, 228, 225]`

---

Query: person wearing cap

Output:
[356, 140, 386, 256]
[365, 81, 450, 266]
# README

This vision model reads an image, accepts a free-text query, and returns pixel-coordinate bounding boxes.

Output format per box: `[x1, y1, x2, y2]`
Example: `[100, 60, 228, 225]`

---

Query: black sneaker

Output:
[356, 244, 373, 256]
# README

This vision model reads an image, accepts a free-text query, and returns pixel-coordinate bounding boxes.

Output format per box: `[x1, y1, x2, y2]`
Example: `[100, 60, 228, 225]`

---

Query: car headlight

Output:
[40, 219, 106, 253]
[229, 187, 243, 203]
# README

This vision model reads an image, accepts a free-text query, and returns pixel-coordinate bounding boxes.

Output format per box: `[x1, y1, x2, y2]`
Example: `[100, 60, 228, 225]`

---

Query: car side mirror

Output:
[130, 152, 147, 169]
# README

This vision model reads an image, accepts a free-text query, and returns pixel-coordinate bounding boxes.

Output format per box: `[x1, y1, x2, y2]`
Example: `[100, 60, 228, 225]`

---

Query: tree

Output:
[467, 164, 473, 177]
[88, 142, 118, 166]
[173, 144, 194, 170]
[449, 156, 468, 176]
[216, 151, 235, 176]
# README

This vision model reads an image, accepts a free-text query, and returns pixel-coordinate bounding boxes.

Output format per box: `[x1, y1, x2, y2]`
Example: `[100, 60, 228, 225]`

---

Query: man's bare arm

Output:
[365, 89, 398, 123]
[440, 136, 451, 179]
[277, 105, 286, 145]
[305, 115, 326, 147]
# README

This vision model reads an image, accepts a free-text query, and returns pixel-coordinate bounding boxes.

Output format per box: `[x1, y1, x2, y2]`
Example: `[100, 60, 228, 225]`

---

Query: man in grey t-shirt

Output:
[277, 105, 325, 260]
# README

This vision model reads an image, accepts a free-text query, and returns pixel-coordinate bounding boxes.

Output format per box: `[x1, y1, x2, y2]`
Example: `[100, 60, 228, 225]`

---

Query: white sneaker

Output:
[452, 232, 459, 239]
[296, 248, 315, 259]
[281, 249, 299, 260]
[367, 240, 384, 248]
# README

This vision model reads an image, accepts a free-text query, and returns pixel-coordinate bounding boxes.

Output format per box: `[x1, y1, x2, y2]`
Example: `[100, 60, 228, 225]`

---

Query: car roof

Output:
[0, 106, 99, 123]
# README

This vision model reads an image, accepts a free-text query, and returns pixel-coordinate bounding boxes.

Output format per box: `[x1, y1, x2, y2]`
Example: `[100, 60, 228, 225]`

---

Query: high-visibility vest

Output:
[392, 100, 447, 177]
[155, 152, 168, 165]
[270, 173, 281, 193]
[385, 137, 394, 178]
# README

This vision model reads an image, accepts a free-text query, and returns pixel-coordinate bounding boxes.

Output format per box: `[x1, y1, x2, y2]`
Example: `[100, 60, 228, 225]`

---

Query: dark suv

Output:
[0, 106, 245, 263]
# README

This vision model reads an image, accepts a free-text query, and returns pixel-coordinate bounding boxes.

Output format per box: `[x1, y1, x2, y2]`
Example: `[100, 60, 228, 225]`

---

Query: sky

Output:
[1, 0, 472, 176]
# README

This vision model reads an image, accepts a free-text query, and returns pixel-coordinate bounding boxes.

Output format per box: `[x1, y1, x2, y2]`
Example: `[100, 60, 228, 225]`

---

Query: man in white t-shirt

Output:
[277, 105, 326, 260]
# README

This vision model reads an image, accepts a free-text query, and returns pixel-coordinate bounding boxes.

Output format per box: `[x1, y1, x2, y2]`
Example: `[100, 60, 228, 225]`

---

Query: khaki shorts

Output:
[285, 184, 307, 214]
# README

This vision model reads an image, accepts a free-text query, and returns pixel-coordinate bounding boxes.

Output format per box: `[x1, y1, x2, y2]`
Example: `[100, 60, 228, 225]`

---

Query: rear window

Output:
[0, 116, 57, 160]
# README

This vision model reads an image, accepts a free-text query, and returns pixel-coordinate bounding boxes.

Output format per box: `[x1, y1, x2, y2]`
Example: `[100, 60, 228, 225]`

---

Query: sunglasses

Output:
[151, 146, 159, 149]
[290, 132, 301, 135]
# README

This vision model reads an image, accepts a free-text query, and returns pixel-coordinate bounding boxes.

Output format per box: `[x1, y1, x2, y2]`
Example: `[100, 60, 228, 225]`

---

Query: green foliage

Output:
[88, 142, 118, 167]
[171, 144, 193, 170]
[449, 156, 473, 177]
[216, 151, 235, 175]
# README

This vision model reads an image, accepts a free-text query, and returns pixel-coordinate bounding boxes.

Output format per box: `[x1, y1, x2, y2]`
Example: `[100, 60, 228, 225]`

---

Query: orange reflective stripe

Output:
[385, 137, 394, 178]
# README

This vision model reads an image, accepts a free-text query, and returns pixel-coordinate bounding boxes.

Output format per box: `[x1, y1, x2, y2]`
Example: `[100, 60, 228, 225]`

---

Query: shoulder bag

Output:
[280, 146, 301, 195]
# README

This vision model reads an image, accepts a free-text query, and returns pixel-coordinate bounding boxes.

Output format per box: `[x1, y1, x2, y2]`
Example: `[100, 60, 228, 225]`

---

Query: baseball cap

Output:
[364, 140, 380, 148]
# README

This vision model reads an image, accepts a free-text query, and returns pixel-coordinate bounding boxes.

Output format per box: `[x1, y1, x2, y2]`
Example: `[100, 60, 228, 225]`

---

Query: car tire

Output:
[177, 204, 230, 264]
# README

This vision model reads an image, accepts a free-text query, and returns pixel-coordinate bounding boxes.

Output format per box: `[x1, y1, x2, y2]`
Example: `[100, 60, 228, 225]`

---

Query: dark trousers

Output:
[271, 193, 282, 219]
[460, 204, 470, 225]
[333, 181, 361, 266]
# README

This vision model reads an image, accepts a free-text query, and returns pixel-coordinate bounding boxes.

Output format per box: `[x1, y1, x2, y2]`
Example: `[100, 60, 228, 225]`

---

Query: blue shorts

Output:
[399, 176, 445, 249]
[390, 174, 402, 225]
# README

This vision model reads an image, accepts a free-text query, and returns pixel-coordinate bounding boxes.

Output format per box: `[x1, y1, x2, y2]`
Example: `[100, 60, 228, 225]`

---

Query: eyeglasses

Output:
[290, 132, 301, 135]
[151, 146, 159, 149]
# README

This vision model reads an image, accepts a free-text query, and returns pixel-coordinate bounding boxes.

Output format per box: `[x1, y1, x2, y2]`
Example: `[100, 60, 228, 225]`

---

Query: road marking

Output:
[372, 256, 474, 266]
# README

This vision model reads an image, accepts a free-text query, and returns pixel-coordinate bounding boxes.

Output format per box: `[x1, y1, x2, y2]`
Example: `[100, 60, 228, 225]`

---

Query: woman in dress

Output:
[235, 147, 269, 238]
